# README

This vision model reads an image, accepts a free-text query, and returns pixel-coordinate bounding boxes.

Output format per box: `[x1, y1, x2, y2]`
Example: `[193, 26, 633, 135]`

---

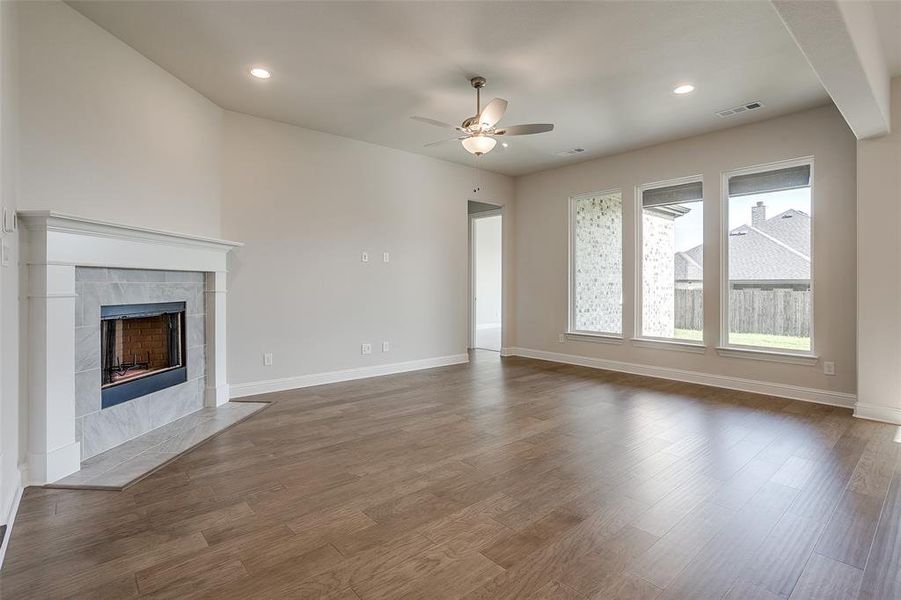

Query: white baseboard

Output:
[27, 441, 81, 485]
[204, 383, 231, 408]
[854, 403, 901, 425]
[503, 347, 857, 409]
[0, 466, 26, 569]
[230, 353, 470, 398]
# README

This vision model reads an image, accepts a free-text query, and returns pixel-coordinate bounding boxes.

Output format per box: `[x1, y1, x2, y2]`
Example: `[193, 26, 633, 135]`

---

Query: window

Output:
[723, 160, 812, 353]
[570, 190, 623, 336]
[638, 178, 704, 342]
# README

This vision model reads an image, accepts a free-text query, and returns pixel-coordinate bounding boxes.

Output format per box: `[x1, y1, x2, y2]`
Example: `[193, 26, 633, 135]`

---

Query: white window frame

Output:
[567, 188, 624, 341]
[717, 156, 818, 364]
[633, 174, 706, 351]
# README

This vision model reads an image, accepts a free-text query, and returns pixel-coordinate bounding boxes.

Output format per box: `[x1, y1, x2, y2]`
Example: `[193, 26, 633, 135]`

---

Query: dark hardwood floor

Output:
[2, 351, 900, 599]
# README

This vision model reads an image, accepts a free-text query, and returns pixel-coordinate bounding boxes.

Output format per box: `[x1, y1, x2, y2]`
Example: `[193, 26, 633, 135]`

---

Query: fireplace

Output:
[101, 302, 187, 409]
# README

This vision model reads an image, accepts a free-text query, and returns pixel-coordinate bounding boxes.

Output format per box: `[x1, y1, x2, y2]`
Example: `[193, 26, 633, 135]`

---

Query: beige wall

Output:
[857, 77, 901, 422]
[0, 1, 225, 513]
[3, 1, 515, 497]
[3, 3, 891, 512]
[16, 1, 222, 237]
[221, 111, 514, 388]
[0, 0, 21, 525]
[474, 214, 502, 328]
[513, 104, 857, 396]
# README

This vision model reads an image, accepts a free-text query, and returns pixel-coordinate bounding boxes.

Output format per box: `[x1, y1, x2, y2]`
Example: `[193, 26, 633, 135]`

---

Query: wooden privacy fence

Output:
[675, 288, 811, 336]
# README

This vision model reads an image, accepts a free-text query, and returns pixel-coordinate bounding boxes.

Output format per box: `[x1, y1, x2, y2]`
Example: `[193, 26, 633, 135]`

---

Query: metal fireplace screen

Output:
[100, 302, 187, 409]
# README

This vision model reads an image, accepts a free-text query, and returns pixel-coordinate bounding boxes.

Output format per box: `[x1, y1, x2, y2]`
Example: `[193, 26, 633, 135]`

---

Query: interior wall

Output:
[468, 201, 502, 215]
[513, 104, 857, 396]
[474, 215, 502, 328]
[2, 3, 888, 506]
[221, 110, 514, 391]
[3, 0, 226, 503]
[15, 1, 223, 237]
[857, 76, 901, 423]
[4, 0, 517, 493]
[0, 0, 21, 525]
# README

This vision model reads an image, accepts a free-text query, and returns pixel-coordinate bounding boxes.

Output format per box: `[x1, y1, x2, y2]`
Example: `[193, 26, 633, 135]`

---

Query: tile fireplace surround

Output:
[75, 267, 205, 460]
[18, 211, 242, 485]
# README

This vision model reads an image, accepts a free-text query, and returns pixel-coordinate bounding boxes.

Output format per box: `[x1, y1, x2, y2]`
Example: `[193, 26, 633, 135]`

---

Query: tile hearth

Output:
[48, 401, 267, 490]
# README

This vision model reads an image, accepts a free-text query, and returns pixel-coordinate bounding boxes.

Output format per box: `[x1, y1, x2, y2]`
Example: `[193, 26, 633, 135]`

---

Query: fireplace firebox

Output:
[100, 302, 187, 409]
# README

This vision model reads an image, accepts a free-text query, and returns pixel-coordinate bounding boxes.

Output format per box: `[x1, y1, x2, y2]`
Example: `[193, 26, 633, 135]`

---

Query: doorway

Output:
[469, 204, 502, 352]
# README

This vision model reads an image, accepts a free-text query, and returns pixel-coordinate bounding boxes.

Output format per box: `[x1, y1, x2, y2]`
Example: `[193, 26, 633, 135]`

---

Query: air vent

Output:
[556, 148, 585, 156]
[715, 101, 764, 118]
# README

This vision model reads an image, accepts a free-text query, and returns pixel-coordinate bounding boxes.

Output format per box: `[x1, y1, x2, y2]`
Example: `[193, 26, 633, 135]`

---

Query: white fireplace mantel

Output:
[18, 211, 242, 484]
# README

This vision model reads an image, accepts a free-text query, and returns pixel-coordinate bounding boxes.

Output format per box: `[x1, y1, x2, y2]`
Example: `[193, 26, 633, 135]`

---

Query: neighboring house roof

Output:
[675, 209, 810, 282]
[674, 247, 703, 280]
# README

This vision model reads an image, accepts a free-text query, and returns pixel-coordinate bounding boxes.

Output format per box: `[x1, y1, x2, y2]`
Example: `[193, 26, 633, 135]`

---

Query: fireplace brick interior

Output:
[117, 315, 171, 372]
[102, 304, 185, 391]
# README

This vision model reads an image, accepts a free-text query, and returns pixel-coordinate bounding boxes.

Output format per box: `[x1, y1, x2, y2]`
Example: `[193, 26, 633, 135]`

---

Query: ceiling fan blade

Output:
[478, 98, 508, 128]
[494, 123, 554, 136]
[424, 136, 466, 147]
[411, 116, 463, 131]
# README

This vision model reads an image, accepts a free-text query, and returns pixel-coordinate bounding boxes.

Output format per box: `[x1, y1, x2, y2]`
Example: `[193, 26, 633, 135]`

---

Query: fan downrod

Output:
[465, 76, 488, 129]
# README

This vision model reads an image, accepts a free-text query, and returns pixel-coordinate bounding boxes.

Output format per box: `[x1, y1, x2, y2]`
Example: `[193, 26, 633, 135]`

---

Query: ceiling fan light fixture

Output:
[411, 76, 553, 155]
[462, 135, 497, 156]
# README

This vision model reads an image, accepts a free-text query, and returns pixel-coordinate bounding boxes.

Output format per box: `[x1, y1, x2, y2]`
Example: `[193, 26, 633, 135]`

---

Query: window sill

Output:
[631, 338, 707, 354]
[716, 346, 819, 366]
[565, 332, 624, 345]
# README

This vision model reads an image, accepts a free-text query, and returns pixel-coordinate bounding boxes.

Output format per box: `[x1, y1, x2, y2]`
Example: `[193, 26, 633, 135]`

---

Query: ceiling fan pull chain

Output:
[472, 154, 482, 194]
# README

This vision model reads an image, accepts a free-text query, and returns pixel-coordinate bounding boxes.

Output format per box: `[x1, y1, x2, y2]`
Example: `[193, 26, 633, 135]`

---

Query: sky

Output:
[671, 187, 812, 252]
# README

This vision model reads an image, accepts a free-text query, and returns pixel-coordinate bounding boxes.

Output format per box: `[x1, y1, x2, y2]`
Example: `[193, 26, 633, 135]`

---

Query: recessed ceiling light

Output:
[673, 84, 695, 95]
[502, 142, 509, 148]
[250, 67, 271, 79]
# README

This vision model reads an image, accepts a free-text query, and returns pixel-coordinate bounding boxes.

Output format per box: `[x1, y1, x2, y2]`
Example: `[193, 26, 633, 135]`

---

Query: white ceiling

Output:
[68, 1, 829, 176]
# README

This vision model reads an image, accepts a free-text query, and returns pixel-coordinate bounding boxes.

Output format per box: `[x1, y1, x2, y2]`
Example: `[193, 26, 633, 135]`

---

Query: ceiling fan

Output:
[411, 76, 554, 156]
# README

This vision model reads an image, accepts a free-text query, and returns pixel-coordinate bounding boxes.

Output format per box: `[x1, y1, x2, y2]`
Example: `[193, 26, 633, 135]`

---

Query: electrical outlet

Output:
[361, 343, 372, 355]
[382, 341, 390, 352]
[823, 361, 835, 376]
[263, 352, 273, 366]
[361, 251, 369, 263]
[558, 333, 566, 343]
[383, 252, 390, 263]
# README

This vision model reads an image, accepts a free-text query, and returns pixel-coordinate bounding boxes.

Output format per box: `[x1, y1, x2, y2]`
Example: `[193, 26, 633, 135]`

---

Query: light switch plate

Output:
[361, 343, 372, 355]
[1, 241, 10, 267]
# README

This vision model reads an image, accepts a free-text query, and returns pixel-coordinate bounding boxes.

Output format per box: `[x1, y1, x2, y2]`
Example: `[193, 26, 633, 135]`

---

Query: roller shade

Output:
[642, 181, 703, 208]
[728, 165, 810, 197]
